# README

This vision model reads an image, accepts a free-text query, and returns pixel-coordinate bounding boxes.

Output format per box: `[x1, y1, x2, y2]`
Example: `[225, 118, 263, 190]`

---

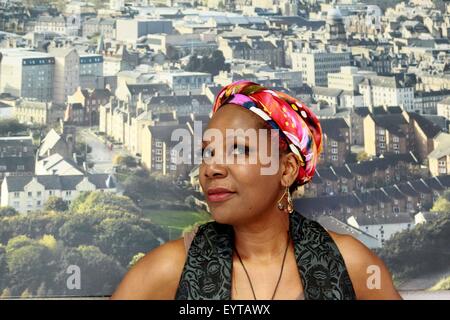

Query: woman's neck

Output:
[232, 209, 291, 263]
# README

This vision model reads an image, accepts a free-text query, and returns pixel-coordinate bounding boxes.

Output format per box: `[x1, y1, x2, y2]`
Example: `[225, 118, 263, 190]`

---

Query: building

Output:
[312, 87, 342, 108]
[325, 8, 347, 44]
[1, 174, 116, 213]
[363, 111, 412, 157]
[67, 87, 112, 126]
[0, 136, 35, 183]
[0, 49, 55, 102]
[427, 132, 450, 177]
[141, 123, 185, 176]
[414, 211, 441, 225]
[218, 35, 285, 68]
[437, 97, 450, 130]
[414, 90, 450, 115]
[115, 18, 173, 43]
[349, 107, 370, 145]
[34, 15, 80, 36]
[14, 99, 65, 125]
[328, 66, 375, 92]
[406, 111, 443, 162]
[37, 127, 76, 161]
[291, 50, 352, 87]
[35, 153, 84, 176]
[363, 108, 443, 161]
[359, 74, 415, 111]
[319, 118, 351, 167]
[156, 71, 212, 95]
[316, 215, 380, 249]
[79, 54, 104, 89]
[144, 94, 212, 116]
[109, 0, 125, 11]
[82, 17, 116, 39]
[48, 46, 80, 104]
[296, 174, 450, 221]
[347, 213, 414, 247]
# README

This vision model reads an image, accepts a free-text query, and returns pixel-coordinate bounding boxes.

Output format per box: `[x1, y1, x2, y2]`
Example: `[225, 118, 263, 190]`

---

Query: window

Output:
[37, 191, 42, 197]
[155, 141, 163, 148]
[27, 192, 32, 197]
[14, 192, 20, 198]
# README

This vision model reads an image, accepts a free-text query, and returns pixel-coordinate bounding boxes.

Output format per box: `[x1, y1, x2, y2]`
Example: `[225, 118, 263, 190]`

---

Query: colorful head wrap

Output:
[212, 80, 323, 186]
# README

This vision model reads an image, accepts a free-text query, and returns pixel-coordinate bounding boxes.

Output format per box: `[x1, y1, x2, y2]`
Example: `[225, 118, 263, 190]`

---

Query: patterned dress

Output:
[175, 210, 356, 300]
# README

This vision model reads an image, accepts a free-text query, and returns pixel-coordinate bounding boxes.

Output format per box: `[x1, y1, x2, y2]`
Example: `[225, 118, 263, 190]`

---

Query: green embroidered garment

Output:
[175, 210, 356, 300]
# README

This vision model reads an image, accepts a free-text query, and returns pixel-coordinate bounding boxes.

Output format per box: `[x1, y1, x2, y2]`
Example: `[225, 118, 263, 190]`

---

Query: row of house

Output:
[0, 123, 116, 213]
[294, 174, 450, 245]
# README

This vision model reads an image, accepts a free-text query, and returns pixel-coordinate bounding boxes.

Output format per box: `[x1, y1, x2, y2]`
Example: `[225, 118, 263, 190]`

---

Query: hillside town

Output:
[0, 0, 449, 297]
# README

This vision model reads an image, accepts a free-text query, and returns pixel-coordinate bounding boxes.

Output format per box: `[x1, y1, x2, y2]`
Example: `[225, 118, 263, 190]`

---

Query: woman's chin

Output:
[210, 209, 234, 224]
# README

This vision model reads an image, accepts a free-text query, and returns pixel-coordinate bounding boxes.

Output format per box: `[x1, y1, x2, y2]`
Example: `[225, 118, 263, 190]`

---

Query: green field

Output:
[143, 210, 211, 239]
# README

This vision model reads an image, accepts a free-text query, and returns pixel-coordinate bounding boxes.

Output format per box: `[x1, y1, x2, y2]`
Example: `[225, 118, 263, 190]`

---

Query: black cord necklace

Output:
[234, 231, 290, 300]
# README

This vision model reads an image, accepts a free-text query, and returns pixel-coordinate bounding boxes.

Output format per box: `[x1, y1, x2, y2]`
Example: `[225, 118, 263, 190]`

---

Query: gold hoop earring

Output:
[277, 186, 294, 214]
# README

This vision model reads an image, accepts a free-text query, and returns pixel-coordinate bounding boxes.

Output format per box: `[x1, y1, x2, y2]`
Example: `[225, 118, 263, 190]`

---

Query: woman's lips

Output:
[207, 192, 236, 202]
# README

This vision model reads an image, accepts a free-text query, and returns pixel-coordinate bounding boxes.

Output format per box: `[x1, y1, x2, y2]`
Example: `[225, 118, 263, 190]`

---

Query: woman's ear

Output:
[281, 153, 300, 187]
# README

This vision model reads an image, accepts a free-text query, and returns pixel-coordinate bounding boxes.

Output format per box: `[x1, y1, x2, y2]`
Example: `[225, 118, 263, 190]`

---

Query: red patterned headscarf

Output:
[212, 80, 323, 186]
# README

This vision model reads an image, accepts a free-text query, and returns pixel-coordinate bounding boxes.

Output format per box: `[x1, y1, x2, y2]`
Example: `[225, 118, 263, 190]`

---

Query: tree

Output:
[94, 218, 160, 267]
[58, 215, 96, 247]
[0, 119, 27, 136]
[36, 282, 47, 297]
[44, 197, 68, 212]
[55, 245, 125, 296]
[113, 155, 136, 168]
[185, 55, 201, 72]
[185, 50, 229, 76]
[75, 141, 92, 155]
[0, 207, 18, 217]
[20, 288, 32, 298]
[6, 239, 56, 295]
[0, 288, 11, 299]
[345, 152, 357, 164]
[431, 190, 450, 213]
[70, 191, 141, 216]
[356, 151, 370, 162]
[431, 197, 450, 213]
[379, 213, 450, 279]
[0, 246, 7, 289]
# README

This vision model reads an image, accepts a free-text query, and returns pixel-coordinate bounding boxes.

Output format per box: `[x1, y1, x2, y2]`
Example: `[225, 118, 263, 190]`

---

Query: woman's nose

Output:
[203, 161, 227, 179]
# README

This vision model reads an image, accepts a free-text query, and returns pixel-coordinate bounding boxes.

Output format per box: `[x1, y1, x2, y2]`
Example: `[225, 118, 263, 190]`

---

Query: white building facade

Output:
[1, 174, 116, 213]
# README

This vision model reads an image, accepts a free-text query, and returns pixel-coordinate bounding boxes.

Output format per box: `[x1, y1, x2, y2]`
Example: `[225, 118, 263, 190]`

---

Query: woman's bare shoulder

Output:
[110, 238, 186, 300]
[327, 230, 402, 300]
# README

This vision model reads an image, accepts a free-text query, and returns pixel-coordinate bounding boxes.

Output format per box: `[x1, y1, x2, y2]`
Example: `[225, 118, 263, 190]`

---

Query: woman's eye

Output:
[202, 147, 213, 158]
[231, 145, 249, 155]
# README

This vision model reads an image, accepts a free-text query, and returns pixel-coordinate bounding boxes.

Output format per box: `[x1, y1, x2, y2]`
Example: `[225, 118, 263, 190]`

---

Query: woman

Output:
[111, 80, 402, 300]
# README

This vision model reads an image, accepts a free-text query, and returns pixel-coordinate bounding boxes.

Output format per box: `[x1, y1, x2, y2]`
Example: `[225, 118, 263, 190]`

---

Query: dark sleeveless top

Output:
[175, 210, 356, 300]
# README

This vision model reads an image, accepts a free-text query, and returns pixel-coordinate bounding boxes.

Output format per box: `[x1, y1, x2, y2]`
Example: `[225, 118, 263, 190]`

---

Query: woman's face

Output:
[199, 104, 290, 225]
